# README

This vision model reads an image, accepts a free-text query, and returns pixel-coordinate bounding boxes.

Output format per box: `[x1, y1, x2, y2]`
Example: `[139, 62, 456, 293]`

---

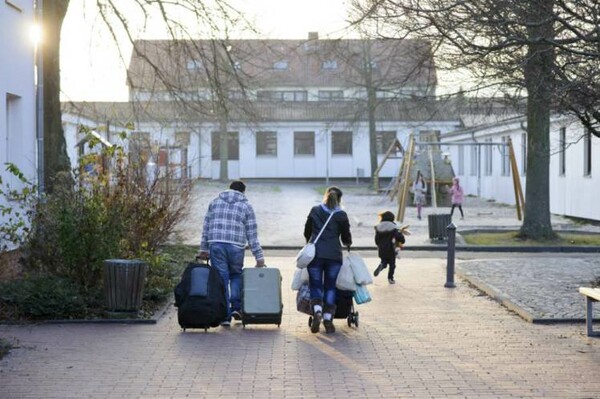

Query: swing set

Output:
[373, 135, 525, 223]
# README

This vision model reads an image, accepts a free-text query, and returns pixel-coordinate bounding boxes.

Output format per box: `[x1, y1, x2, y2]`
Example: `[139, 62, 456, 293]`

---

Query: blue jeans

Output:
[307, 257, 342, 307]
[209, 242, 245, 321]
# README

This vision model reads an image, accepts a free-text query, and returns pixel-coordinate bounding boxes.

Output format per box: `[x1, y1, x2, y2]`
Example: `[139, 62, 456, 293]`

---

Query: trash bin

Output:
[428, 214, 452, 241]
[104, 259, 148, 312]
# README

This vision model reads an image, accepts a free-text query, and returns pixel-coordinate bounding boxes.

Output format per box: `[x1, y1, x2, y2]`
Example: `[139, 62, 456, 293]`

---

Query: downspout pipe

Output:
[35, 0, 44, 194]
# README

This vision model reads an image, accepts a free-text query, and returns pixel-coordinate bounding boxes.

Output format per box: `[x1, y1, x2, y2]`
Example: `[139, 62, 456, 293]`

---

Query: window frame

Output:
[211, 131, 239, 161]
[584, 129, 592, 176]
[256, 131, 278, 156]
[331, 131, 353, 155]
[294, 131, 315, 156]
[559, 127, 566, 176]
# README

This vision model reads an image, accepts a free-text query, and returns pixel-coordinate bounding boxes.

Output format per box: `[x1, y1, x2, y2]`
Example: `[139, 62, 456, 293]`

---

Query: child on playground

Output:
[373, 211, 406, 284]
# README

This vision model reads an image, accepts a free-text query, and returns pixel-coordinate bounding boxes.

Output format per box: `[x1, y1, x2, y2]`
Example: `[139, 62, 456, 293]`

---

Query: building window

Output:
[484, 139, 493, 176]
[470, 145, 478, 176]
[584, 129, 592, 176]
[322, 60, 338, 70]
[256, 131, 277, 156]
[257, 91, 307, 101]
[186, 59, 202, 70]
[273, 60, 288, 70]
[211, 131, 239, 160]
[521, 132, 527, 174]
[376, 131, 397, 154]
[559, 127, 566, 176]
[501, 136, 510, 176]
[318, 90, 343, 100]
[294, 132, 315, 155]
[332, 131, 352, 155]
[458, 145, 464, 175]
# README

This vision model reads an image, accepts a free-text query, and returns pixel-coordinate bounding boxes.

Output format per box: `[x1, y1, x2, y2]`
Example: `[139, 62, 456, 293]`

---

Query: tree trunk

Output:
[519, 0, 556, 240]
[43, 0, 72, 193]
[218, 117, 229, 181]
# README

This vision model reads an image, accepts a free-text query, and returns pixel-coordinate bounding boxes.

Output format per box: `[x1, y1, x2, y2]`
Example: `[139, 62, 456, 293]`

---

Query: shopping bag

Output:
[335, 258, 356, 291]
[295, 243, 315, 269]
[296, 283, 312, 315]
[291, 268, 309, 291]
[353, 284, 372, 305]
[346, 252, 373, 285]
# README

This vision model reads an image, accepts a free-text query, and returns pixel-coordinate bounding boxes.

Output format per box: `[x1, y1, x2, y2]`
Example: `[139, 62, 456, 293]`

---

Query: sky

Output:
[60, 0, 353, 102]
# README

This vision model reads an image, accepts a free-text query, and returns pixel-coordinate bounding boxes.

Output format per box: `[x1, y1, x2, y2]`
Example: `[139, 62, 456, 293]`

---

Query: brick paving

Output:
[1, 255, 599, 398]
[2, 181, 600, 397]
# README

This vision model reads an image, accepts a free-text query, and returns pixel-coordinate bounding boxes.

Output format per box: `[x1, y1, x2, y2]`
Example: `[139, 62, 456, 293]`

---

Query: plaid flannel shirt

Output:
[200, 190, 264, 261]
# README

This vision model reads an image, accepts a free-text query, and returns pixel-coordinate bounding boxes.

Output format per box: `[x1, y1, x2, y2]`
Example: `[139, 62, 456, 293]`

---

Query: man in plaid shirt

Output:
[198, 180, 265, 326]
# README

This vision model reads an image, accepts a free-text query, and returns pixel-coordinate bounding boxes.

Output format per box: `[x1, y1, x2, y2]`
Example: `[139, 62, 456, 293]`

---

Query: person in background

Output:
[373, 211, 406, 284]
[412, 170, 427, 220]
[449, 177, 465, 219]
[198, 180, 265, 327]
[303, 186, 352, 334]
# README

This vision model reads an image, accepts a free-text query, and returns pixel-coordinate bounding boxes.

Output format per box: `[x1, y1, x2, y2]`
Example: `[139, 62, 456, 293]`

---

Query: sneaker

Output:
[310, 311, 322, 334]
[323, 319, 336, 334]
[374, 264, 384, 277]
[220, 320, 231, 327]
[231, 311, 242, 321]
[388, 278, 396, 284]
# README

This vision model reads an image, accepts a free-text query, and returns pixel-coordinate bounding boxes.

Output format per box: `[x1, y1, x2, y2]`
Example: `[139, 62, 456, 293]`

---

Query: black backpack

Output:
[174, 261, 227, 331]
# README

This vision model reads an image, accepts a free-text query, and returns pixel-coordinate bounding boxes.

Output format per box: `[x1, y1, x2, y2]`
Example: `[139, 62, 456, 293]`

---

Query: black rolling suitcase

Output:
[241, 267, 283, 327]
[174, 260, 227, 331]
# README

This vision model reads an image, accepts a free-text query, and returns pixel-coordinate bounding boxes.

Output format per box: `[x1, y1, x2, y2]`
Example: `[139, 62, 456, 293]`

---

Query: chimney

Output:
[308, 32, 319, 41]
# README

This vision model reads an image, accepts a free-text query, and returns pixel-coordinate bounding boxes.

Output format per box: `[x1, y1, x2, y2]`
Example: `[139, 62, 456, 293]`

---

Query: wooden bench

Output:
[579, 287, 600, 337]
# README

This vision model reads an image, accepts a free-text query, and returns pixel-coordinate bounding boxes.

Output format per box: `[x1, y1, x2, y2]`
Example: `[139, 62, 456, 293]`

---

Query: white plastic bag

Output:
[295, 243, 315, 269]
[347, 252, 373, 285]
[336, 258, 356, 291]
[291, 268, 309, 291]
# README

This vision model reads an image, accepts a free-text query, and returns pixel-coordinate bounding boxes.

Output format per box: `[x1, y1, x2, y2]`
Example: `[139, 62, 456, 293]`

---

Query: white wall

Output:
[0, 1, 37, 249]
[548, 117, 600, 221]
[442, 115, 600, 222]
[0, 1, 37, 186]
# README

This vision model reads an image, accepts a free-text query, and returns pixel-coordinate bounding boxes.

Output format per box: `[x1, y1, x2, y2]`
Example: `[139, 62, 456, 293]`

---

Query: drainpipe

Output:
[35, 0, 44, 194]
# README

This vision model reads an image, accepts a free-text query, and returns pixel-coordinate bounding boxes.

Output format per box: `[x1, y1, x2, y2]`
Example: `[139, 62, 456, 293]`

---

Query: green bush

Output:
[0, 275, 87, 320]
[0, 129, 193, 320]
[23, 131, 191, 298]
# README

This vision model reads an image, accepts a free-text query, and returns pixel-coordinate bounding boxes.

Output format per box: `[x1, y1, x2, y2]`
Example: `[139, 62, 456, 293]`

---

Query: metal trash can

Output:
[428, 214, 452, 241]
[104, 259, 148, 312]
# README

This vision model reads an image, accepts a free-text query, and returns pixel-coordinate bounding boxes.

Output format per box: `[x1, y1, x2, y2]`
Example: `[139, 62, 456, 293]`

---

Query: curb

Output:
[262, 245, 600, 253]
[456, 267, 593, 324]
[0, 300, 174, 326]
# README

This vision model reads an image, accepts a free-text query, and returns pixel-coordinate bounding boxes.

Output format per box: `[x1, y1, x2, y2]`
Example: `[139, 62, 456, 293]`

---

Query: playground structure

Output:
[373, 135, 526, 223]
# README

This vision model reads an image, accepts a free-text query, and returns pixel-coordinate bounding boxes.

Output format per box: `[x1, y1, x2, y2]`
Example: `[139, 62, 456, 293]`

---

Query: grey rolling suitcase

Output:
[241, 267, 283, 327]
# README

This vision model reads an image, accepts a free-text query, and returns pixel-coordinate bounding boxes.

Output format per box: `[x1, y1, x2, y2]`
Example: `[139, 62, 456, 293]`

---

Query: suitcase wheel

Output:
[308, 316, 313, 327]
[182, 328, 186, 332]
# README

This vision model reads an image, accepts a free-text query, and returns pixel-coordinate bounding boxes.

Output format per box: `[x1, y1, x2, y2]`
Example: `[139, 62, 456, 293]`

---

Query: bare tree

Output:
[44, 0, 256, 187]
[321, 37, 437, 182]
[351, 0, 600, 239]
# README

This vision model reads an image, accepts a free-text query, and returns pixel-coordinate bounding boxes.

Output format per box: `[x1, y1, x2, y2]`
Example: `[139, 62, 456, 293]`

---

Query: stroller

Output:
[302, 289, 359, 328]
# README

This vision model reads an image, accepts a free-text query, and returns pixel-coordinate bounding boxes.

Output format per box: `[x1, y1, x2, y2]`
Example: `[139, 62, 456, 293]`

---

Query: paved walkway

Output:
[1, 255, 599, 398]
[2, 180, 600, 397]
[176, 180, 600, 248]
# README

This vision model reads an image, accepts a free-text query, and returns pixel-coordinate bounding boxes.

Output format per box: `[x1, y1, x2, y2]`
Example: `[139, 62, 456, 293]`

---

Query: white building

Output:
[441, 115, 600, 221]
[1, 0, 37, 186]
[0, 0, 38, 248]
[63, 36, 462, 180]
